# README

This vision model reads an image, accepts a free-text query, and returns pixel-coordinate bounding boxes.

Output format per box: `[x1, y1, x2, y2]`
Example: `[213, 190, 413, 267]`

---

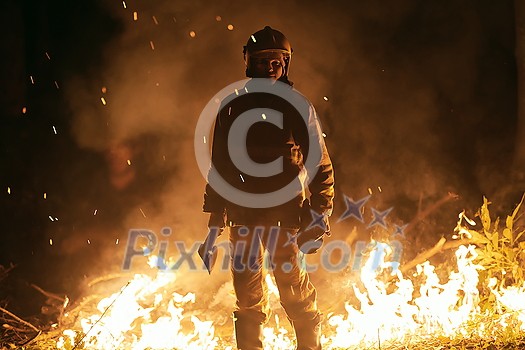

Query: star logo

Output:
[338, 195, 370, 223]
[305, 209, 328, 231]
[368, 207, 393, 229]
[390, 223, 408, 239]
[283, 231, 298, 247]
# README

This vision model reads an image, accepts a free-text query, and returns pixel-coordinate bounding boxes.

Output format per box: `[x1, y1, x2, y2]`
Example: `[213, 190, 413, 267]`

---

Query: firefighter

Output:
[203, 26, 335, 349]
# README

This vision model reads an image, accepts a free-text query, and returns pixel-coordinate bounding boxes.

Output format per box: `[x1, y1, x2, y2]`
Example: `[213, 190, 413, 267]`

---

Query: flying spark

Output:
[45, 52, 51, 60]
[189, 31, 196, 38]
[122, 1, 126, 9]
[94, 209, 98, 216]
[152, 16, 159, 25]
[262, 113, 267, 120]
[203, 136, 207, 144]
[323, 96, 329, 101]
[127, 159, 131, 166]
[54, 81, 59, 89]
[22, 107, 27, 114]
[101, 86, 107, 93]
[251, 35, 257, 43]
[30, 75, 34, 84]
[216, 15, 222, 21]
[53, 126, 57, 134]
[44, 192, 47, 199]
[115, 239, 119, 245]
[239, 174, 245, 182]
[49, 216, 54, 222]
[139, 208, 147, 218]
[368, 187, 373, 195]
[101, 97, 107, 105]
[150, 41, 155, 50]
[227, 24, 234, 30]
[87, 239, 91, 245]
[133, 12, 138, 21]
[49, 239, 53, 246]
[7, 187, 11, 194]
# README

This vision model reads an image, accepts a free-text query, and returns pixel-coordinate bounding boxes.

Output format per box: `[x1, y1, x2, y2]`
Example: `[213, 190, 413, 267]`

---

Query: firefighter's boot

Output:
[233, 311, 263, 350]
[293, 313, 322, 350]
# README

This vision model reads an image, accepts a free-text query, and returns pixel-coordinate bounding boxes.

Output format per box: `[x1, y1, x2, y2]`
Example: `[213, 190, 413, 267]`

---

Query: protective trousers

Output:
[230, 225, 322, 350]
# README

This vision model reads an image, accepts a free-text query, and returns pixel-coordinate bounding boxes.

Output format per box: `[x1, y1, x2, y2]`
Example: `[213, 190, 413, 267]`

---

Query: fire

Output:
[57, 273, 217, 349]
[56, 229, 525, 349]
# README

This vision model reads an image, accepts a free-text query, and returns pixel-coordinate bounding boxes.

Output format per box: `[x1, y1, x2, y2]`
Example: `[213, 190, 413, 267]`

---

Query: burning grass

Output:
[2, 196, 525, 349]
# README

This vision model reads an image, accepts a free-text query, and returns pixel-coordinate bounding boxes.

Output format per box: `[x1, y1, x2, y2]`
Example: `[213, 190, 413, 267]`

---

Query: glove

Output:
[207, 211, 226, 233]
[297, 200, 330, 254]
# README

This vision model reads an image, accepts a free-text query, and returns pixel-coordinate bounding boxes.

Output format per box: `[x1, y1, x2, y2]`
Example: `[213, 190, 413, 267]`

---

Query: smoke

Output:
[55, 0, 516, 292]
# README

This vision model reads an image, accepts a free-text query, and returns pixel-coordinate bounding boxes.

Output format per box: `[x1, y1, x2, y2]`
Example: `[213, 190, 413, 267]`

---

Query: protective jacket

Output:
[203, 80, 334, 228]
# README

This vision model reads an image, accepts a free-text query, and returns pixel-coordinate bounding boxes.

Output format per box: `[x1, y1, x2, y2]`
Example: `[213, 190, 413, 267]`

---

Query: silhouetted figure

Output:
[203, 26, 335, 349]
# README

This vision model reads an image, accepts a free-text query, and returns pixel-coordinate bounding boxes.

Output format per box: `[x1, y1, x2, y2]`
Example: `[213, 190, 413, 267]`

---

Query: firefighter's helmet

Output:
[243, 26, 293, 83]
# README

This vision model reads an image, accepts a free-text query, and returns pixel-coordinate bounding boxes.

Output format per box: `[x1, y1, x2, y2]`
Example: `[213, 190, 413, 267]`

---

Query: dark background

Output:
[0, 0, 521, 316]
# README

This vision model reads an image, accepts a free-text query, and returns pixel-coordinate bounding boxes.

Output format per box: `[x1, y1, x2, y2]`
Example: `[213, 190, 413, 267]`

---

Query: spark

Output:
[115, 238, 119, 245]
[152, 16, 159, 25]
[189, 31, 196, 38]
[203, 136, 207, 144]
[101, 97, 107, 105]
[150, 40, 155, 50]
[54, 81, 59, 89]
[262, 113, 267, 120]
[22, 107, 27, 114]
[52, 125, 57, 134]
[30, 75, 34, 84]
[239, 174, 245, 182]
[49, 216, 54, 222]
[127, 159, 132, 166]
[44, 192, 47, 199]
[162, 155, 166, 161]
[378, 186, 382, 192]
[122, 1, 126, 9]
[87, 239, 91, 245]
[227, 24, 234, 31]
[7, 187, 11, 194]
[49, 239, 53, 246]
[94, 209, 98, 216]
[133, 12, 138, 21]
[368, 187, 373, 195]
[228, 107, 232, 115]
[323, 96, 329, 101]
[215, 15, 222, 21]
[139, 208, 147, 218]
[101, 86, 107, 93]
[251, 35, 257, 43]
[234, 89, 239, 96]
[322, 132, 327, 137]
[244, 87, 248, 93]
[45, 52, 51, 60]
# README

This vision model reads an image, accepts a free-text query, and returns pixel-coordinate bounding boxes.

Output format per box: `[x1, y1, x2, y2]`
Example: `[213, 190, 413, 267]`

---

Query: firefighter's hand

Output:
[207, 212, 226, 233]
[297, 214, 330, 254]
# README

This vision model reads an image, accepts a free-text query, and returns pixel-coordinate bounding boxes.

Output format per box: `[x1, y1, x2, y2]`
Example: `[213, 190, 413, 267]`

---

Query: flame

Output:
[56, 242, 525, 349]
[57, 272, 217, 349]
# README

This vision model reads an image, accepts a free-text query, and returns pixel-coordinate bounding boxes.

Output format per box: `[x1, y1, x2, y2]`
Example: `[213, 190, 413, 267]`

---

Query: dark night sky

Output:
[0, 0, 520, 315]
